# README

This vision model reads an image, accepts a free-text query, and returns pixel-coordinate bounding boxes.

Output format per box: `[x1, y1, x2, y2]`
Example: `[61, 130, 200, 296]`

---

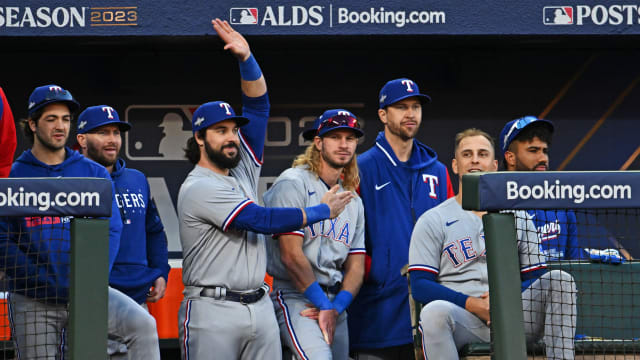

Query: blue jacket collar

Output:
[374, 131, 438, 170]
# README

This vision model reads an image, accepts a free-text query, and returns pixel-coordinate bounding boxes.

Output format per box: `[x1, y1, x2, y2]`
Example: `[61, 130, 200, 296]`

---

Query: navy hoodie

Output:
[109, 158, 170, 304]
[348, 131, 454, 349]
[0, 148, 122, 303]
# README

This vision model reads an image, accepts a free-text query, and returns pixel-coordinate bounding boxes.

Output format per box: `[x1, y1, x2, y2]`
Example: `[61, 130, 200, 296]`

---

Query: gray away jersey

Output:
[263, 166, 366, 287]
[409, 197, 545, 297]
[178, 139, 266, 291]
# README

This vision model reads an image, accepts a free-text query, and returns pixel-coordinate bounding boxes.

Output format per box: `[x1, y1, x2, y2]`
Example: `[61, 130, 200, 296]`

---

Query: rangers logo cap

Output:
[191, 101, 249, 133]
[77, 105, 131, 134]
[378, 78, 431, 109]
[303, 109, 357, 140]
[499, 116, 554, 156]
[28, 84, 80, 117]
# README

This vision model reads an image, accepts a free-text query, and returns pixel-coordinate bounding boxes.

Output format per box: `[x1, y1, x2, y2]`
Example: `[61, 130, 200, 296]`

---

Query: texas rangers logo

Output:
[49, 86, 63, 92]
[220, 102, 233, 115]
[401, 79, 415, 92]
[422, 174, 439, 199]
[102, 106, 116, 119]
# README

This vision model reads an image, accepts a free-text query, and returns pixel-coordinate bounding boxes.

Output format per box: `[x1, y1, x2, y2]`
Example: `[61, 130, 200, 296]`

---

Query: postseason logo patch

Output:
[543, 6, 573, 25]
[230, 8, 258, 24]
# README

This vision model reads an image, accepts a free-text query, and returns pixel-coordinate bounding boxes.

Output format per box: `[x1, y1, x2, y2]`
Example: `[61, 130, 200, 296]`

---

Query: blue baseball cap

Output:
[302, 109, 357, 140]
[77, 105, 131, 134]
[315, 109, 363, 138]
[499, 116, 554, 156]
[191, 101, 249, 133]
[28, 84, 80, 117]
[378, 78, 431, 109]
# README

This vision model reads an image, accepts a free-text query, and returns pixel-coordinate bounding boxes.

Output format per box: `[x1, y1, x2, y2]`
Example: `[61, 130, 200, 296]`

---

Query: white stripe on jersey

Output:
[238, 130, 262, 166]
[222, 199, 254, 231]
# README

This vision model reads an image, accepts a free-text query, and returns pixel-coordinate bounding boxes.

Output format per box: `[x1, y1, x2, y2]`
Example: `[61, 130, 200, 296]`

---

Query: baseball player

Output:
[0, 84, 124, 359]
[264, 109, 366, 360]
[76, 105, 171, 358]
[177, 20, 353, 359]
[499, 116, 585, 261]
[408, 128, 577, 360]
[348, 78, 454, 359]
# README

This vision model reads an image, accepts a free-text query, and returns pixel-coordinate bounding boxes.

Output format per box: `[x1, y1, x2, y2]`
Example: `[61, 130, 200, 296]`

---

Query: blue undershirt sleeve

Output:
[521, 268, 548, 291]
[410, 271, 469, 309]
[229, 202, 305, 234]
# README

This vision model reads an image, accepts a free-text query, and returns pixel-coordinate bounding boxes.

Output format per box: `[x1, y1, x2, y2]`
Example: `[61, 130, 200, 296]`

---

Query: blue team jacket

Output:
[528, 209, 585, 260]
[0, 148, 122, 303]
[108, 158, 170, 304]
[348, 131, 454, 349]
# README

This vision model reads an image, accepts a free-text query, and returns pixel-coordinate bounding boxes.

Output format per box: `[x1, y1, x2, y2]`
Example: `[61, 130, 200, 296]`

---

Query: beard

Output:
[386, 120, 418, 141]
[321, 148, 354, 169]
[205, 141, 241, 169]
[86, 140, 118, 168]
[515, 158, 548, 171]
[35, 130, 67, 152]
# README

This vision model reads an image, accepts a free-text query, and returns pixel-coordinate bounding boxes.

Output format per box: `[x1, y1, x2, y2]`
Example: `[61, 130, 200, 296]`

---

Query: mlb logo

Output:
[543, 6, 573, 25]
[124, 105, 197, 161]
[230, 8, 258, 25]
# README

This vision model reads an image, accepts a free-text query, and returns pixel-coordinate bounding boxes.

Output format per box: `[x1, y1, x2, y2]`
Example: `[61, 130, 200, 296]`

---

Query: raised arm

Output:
[212, 18, 268, 163]
[212, 18, 266, 98]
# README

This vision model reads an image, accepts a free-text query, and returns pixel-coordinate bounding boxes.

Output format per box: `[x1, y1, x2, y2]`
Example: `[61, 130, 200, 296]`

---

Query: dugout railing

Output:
[0, 178, 111, 359]
[461, 171, 640, 360]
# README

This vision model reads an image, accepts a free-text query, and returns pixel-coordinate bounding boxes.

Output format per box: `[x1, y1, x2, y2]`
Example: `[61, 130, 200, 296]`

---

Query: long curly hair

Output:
[292, 142, 360, 191]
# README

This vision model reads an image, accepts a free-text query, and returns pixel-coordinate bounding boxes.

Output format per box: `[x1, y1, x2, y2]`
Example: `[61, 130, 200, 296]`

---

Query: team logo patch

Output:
[230, 8, 258, 24]
[543, 6, 573, 25]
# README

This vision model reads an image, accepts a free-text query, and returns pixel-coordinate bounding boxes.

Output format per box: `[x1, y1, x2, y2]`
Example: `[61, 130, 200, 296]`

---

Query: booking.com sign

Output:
[544, 4, 640, 25]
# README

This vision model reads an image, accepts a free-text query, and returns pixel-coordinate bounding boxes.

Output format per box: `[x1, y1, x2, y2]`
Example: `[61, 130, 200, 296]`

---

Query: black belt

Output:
[320, 282, 342, 295]
[200, 286, 266, 304]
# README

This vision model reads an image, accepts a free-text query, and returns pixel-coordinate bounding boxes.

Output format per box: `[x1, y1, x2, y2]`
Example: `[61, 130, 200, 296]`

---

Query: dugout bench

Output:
[404, 261, 640, 360]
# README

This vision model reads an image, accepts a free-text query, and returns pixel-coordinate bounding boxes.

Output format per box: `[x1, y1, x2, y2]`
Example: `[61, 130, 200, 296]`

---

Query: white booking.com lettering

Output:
[506, 180, 632, 204]
[0, 187, 100, 211]
[338, 7, 445, 28]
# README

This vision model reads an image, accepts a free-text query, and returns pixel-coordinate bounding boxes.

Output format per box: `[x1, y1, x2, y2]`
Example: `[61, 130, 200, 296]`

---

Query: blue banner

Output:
[466, 171, 640, 210]
[0, 178, 112, 217]
[2, 0, 640, 36]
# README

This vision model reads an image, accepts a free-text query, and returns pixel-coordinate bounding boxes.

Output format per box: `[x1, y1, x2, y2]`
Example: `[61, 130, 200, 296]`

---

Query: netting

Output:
[0, 216, 72, 359]
[511, 208, 639, 359]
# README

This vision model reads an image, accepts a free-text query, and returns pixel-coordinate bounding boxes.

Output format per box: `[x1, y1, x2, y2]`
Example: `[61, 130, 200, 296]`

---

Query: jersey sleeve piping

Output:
[222, 198, 255, 231]
[408, 264, 439, 275]
[273, 230, 305, 238]
[520, 262, 547, 273]
[238, 129, 263, 166]
[349, 248, 367, 255]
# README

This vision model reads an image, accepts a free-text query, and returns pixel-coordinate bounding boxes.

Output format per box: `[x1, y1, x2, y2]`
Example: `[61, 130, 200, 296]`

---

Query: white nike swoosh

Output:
[375, 182, 391, 191]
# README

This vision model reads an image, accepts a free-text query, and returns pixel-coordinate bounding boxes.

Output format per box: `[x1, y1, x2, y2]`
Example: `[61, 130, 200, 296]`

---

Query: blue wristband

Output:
[238, 53, 262, 81]
[332, 290, 353, 314]
[304, 204, 330, 225]
[303, 282, 334, 311]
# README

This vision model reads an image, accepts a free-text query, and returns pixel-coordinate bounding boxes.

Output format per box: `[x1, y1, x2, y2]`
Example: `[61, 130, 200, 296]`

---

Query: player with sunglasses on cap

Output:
[264, 109, 366, 360]
[0, 85, 124, 359]
[348, 78, 454, 359]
